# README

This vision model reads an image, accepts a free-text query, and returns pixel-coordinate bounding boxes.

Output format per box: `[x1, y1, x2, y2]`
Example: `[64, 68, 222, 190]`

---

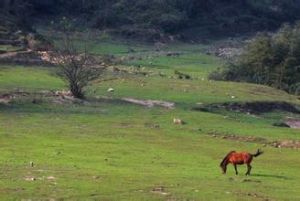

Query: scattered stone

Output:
[24, 176, 36, 181]
[47, 176, 55, 180]
[54, 90, 73, 97]
[92, 176, 101, 180]
[151, 186, 170, 196]
[107, 88, 114, 92]
[285, 118, 300, 129]
[274, 140, 300, 149]
[122, 98, 175, 109]
[0, 94, 12, 104]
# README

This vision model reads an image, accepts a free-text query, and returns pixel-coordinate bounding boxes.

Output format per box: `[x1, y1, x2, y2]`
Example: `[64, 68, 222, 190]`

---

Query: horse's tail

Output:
[252, 149, 264, 157]
[220, 151, 235, 167]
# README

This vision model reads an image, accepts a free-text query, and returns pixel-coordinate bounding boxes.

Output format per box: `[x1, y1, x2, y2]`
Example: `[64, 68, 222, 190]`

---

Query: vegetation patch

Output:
[210, 23, 300, 95]
[194, 101, 300, 115]
[208, 132, 300, 149]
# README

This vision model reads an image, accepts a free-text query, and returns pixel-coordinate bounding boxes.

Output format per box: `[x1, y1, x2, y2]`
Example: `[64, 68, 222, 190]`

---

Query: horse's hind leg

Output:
[246, 164, 252, 175]
[234, 164, 238, 175]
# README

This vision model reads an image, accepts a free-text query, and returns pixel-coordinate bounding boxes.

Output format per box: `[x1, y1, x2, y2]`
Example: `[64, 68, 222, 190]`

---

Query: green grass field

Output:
[0, 38, 300, 200]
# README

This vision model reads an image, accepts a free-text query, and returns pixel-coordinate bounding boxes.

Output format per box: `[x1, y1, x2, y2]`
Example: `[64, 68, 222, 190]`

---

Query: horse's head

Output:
[220, 163, 227, 174]
[220, 151, 234, 174]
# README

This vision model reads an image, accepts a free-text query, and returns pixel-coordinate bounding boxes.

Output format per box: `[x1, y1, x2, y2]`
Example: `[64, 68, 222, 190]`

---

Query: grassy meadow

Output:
[0, 37, 300, 201]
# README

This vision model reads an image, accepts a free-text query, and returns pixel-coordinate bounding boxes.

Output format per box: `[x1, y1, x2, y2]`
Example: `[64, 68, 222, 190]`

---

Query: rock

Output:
[47, 176, 55, 180]
[107, 88, 114, 92]
[55, 90, 73, 97]
[122, 98, 175, 109]
[24, 176, 36, 181]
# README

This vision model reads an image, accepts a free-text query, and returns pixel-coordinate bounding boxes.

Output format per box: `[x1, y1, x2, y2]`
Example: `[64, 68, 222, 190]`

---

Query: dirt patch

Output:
[0, 50, 52, 65]
[0, 90, 85, 105]
[24, 176, 36, 181]
[0, 94, 13, 104]
[285, 118, 300, 129]
[151, 186, 170, 196]
[208, 132, 300, 149]
[272, 140, 300, 149]
[209, 132, 269, 144]
[242, 192, 271, 201]
[122, 98, 175, 109]
[194, 101, 300, 115]
[0, 92, 32, 104]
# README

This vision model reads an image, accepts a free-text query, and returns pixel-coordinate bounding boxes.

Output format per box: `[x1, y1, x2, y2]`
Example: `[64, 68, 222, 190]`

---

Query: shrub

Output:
[210, 23, 300, 95]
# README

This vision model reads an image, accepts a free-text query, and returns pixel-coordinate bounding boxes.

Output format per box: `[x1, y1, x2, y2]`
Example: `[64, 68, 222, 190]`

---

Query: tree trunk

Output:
[70, 83, 84, 99]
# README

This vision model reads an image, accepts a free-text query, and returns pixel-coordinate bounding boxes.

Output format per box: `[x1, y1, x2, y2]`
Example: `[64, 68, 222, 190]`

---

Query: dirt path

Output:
[0, 50, 31, 59]
[122, 98, 175, 109]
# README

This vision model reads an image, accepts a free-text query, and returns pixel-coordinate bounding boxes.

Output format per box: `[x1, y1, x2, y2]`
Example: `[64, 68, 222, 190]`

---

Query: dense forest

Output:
[2, 0, 300, 40]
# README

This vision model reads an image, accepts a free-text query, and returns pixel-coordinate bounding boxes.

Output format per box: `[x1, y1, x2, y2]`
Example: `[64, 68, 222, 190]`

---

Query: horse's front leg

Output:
[245, 164, 252, 175]
[234, 164, 238, 175]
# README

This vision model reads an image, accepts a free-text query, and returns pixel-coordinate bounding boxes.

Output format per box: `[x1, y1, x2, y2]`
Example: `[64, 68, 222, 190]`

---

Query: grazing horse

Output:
[220, 149, 263, 175]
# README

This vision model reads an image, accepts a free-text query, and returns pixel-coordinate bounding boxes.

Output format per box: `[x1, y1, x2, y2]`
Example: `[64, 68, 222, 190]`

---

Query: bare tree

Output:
[55, 52, 103, 99]
[52, 20, 104, 99]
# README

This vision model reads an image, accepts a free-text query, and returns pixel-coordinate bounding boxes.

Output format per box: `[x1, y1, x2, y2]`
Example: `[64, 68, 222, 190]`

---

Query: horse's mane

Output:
[220, 151, 236, 167]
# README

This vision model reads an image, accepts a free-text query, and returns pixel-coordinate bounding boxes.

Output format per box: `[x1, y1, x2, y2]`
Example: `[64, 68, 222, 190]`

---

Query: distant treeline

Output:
[2, 0, 300, 39]
[210, 23, 300, 95]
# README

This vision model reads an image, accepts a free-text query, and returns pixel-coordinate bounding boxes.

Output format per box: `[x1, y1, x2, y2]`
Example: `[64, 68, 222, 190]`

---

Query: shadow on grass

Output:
[0, 99, 131, 115]
[251, 173, 290, 180]
[0, 96, 178, 115]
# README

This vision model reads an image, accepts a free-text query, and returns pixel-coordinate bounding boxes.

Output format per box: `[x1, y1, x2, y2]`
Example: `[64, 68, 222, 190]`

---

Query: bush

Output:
[289, 83, 300, 95]
[210, 23, 300, 95]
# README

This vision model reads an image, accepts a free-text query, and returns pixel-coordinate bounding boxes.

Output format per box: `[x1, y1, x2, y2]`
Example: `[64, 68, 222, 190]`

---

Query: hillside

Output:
[2, 0, 300, 40]
[0, 36, 300, 200]
[1, 1, 300, 200]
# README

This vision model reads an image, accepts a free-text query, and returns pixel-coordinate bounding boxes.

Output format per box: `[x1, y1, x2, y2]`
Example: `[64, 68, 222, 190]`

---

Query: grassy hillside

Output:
[0, 38, 300, 200]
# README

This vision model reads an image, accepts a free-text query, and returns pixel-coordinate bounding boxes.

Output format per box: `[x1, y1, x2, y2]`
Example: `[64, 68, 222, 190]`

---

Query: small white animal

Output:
[173, 118, 184, 125]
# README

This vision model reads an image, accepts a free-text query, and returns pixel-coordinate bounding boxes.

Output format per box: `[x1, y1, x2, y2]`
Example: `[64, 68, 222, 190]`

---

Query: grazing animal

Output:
[220, 149, 263, 175]
[173, 118, 185, 125]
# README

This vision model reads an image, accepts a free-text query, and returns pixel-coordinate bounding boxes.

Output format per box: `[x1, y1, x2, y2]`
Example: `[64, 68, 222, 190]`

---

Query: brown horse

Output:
[220, 149, 263, 175]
